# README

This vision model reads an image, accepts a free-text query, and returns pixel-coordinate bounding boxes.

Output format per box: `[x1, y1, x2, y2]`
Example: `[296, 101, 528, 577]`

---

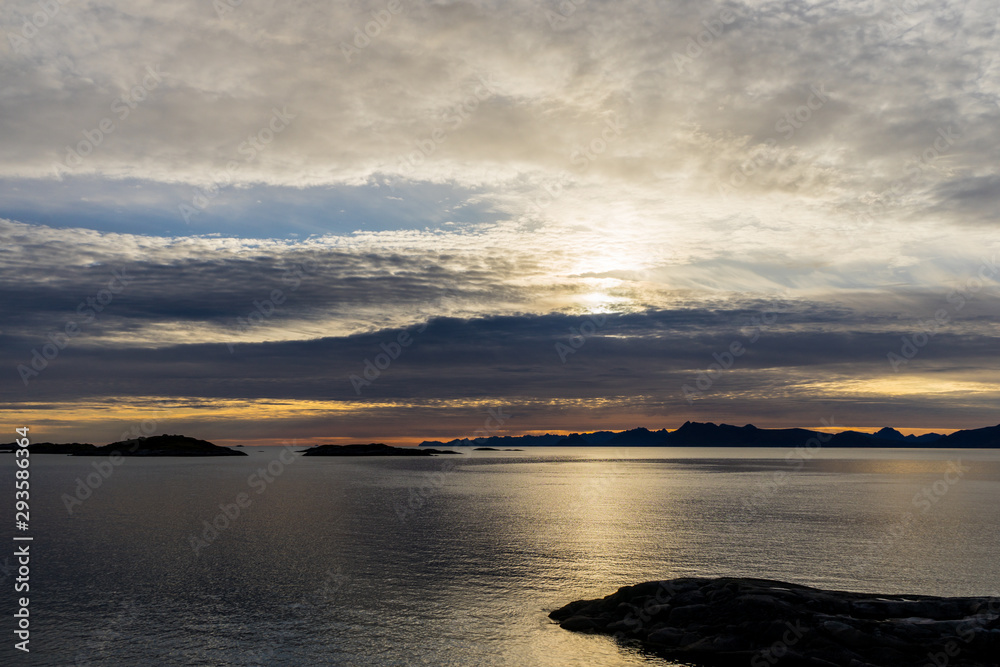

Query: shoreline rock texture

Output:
[550, 577, 1000, 666]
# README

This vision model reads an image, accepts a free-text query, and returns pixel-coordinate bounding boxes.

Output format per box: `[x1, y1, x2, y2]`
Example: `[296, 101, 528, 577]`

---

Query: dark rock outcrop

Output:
[27, 442, 97, 455]
[550, 577, 999, 666]
[301, 443, 459, 456]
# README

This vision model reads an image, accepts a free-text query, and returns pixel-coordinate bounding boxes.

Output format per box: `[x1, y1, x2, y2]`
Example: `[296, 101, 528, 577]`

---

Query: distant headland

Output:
[0, 434, 246, 456]
[420, 421, 1000, 448]
[301, 443, 459, 456]
[6, 422, 998, 454]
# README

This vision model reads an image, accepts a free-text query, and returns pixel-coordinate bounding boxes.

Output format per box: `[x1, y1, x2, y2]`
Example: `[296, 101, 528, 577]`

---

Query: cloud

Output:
[0, 0, 996, 229]
[1, 0, 999, 440]
[5, 304, 999, 436]
[2, 217, 997, 352]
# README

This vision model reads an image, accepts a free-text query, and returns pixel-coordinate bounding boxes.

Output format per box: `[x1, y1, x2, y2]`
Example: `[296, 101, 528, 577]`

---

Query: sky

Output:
[1, 0, 998, 445]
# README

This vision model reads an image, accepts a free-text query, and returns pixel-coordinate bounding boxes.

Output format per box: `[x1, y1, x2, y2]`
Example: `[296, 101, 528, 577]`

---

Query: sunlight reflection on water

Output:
[8, 447, 1000, 665]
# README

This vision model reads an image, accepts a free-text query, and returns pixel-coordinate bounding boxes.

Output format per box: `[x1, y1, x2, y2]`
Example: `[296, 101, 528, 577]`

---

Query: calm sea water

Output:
[4, 447, 1000, 666]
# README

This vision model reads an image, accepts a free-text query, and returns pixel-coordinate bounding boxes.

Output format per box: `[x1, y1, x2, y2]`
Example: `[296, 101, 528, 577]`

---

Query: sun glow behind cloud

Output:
[1, 0, 999, 442]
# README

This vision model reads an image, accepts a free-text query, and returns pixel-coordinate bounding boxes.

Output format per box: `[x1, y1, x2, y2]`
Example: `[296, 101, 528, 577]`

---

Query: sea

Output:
[4, 446, 1000, 666]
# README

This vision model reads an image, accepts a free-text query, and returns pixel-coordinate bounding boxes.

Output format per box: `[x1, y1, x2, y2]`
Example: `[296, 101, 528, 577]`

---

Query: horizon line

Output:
[209, 423, 968, 448]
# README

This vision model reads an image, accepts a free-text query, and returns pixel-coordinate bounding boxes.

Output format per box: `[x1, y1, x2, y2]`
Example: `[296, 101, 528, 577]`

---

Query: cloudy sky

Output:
[2, 0, 998, 445]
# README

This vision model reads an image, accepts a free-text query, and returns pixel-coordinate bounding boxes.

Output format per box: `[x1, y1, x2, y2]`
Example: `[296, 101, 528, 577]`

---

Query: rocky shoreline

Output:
[550, 577, 1000, 666]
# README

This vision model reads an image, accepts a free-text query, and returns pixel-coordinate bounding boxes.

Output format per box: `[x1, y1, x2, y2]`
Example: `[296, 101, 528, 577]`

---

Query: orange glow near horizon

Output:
[8, 395, 965, 447]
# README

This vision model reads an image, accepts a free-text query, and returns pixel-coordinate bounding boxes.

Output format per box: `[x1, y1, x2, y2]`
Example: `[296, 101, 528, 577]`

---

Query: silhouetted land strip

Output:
[301, 443, 459, 456]
[0, 434, 246, 456]
[551, 577, 999, 667]
[421, 422, 1000, 448]
[18, 442, 96, 455]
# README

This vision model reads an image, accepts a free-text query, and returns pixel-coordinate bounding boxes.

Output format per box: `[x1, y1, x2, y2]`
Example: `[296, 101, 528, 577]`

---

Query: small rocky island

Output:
[550, 577, 999, 666]
[301, 443, 460, 456]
